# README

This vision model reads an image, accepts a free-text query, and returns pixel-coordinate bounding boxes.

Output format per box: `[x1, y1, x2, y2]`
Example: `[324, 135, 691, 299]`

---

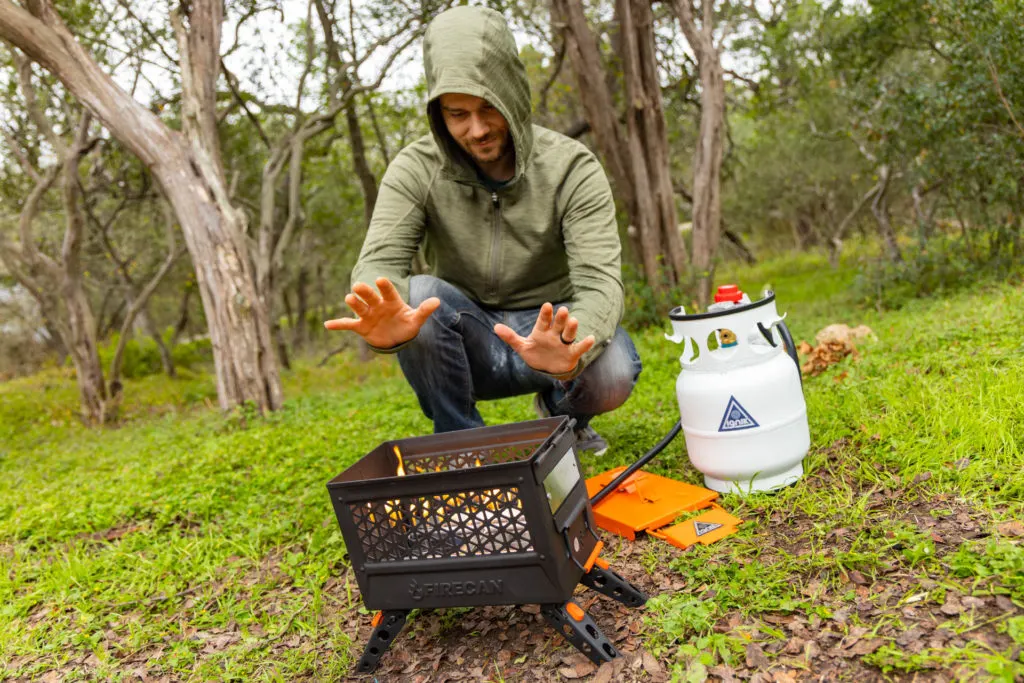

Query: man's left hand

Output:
[493, 303, 596, 375]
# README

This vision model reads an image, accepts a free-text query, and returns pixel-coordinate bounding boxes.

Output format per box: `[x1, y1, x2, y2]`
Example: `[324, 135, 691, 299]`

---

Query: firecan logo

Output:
[718, 396, 759, 432]
[408, 578, 504, 601]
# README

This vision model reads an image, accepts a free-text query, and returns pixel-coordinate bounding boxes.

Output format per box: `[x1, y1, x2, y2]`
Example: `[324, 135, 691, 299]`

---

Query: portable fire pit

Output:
[326, 417, 648, 674]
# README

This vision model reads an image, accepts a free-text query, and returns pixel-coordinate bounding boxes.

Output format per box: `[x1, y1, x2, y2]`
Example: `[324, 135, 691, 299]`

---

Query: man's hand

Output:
[494, 303, 595, 375]
[324, 277, 440, 349]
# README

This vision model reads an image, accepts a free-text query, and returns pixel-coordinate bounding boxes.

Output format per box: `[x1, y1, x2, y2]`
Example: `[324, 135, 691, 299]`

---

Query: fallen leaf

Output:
[961, 596, 987, 609]
[641, 650, 663, 676]
[746, 643, 770, 669]
[592, 662, 615, 683]
[997, 520, 1024, 537]
[709, 664, 740, 682]
[940, 596, 964, 616]
[783, 637, 805, 655]
[847, 638, 883, 656]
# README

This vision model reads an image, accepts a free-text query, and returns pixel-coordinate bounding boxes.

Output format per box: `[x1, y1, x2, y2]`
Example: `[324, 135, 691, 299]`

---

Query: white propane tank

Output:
[665, 286, 810, 494]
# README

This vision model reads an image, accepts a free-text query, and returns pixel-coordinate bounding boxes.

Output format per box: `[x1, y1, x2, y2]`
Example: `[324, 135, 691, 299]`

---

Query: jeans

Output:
[397, 275, 642, 433]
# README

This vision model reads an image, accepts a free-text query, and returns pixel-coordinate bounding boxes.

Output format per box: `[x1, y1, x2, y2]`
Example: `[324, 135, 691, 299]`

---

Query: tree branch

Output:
[983, 50, 1024, 142]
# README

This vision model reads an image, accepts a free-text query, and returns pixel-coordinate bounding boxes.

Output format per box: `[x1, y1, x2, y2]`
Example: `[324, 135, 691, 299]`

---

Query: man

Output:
[325, 6, 641, 454]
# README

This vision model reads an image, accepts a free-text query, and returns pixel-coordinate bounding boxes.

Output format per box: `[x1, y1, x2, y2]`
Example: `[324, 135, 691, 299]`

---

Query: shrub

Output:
[621, 264, 696, 330]
[854, 229, 1023, 310]
[97, 333, 213, 380]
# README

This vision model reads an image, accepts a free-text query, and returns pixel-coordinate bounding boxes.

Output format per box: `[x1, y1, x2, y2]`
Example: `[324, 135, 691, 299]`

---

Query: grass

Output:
[1, 247, 1022, 681]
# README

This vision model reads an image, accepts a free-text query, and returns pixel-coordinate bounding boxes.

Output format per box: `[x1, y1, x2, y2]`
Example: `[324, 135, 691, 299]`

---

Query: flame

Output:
[394, 445, 407, 477]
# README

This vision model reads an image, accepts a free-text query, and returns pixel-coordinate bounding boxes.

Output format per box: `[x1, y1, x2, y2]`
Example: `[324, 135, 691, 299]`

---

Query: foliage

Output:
[621, 263, 696, 329]
[854, 230, 1024, 309]
[95, 333, 213, 380]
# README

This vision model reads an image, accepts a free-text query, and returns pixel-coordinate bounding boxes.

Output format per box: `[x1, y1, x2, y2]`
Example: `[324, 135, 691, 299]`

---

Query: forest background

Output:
[1, 0, 1021, 418]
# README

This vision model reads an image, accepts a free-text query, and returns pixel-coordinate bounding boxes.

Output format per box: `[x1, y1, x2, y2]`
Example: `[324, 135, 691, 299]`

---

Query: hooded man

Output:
[325, 6, 641, 454]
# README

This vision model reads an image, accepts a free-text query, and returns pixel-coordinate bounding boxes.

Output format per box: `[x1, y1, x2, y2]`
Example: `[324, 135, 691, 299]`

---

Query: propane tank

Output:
[665, 285, 809, 494]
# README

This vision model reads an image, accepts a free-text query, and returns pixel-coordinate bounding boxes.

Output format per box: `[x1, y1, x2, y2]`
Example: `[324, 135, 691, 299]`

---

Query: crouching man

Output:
[326, 6, 640, 454]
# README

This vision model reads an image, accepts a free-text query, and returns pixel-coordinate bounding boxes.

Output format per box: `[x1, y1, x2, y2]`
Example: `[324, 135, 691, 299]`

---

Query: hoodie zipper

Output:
[487, 191, 502, 300]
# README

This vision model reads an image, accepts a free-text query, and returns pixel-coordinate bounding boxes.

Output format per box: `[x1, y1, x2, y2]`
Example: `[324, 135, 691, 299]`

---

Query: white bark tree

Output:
[671, 0, 727, 306]
[0, 0, 283, 413]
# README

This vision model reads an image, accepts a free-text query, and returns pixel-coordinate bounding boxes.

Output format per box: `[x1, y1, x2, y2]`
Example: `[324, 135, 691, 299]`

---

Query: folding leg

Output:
[356, 609, 410, 674]
[541, 601, 619, 665]
[580, 562, 648, 608]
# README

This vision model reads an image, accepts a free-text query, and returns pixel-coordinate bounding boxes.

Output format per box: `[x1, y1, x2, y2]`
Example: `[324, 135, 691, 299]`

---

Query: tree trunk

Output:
[170, 284, 193, 347]
[871, 165, 903, 262]
[551, 0, 634, 209]
[138, 307, 176, 378]
[0, 0, 283, 413]
[672, 0, 727, 307]
[346, 99, 379, 224]
[723, 229, 756, 265]
[293, 265, 309, 350]
[551, 0, 686, 291]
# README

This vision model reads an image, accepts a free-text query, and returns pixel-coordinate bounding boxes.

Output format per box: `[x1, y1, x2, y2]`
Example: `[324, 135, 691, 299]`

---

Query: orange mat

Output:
[585, 467, 720, 541]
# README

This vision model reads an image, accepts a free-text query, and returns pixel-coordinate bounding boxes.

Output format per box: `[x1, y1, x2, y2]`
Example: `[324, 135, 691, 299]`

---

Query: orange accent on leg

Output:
[583, 540, 604, 573]
[565, 602, 585, 622]
[371, 611, 384, 628]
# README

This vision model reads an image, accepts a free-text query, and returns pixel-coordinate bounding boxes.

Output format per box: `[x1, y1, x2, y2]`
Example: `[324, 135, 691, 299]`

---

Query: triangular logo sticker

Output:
[718, 396, 759, 432]
[694, 521, 722, 537]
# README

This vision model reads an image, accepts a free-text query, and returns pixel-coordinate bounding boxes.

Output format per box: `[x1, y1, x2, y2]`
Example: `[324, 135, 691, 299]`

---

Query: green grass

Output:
[1, 248, 1022, 681]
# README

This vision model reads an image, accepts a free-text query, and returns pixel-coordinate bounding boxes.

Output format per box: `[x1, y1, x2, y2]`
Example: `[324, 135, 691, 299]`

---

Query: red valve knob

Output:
[714, 284, 744, 303]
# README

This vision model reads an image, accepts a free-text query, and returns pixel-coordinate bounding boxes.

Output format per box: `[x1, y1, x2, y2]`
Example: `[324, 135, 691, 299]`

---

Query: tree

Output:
[0, 0, 284, 413]
[671, 0, 728, 305]
[550, 0, 688, 292]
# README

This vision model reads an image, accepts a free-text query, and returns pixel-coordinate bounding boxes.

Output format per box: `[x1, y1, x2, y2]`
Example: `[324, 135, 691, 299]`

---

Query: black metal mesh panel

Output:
[350, 485, 534, 562]
[403, 444, 539, 474]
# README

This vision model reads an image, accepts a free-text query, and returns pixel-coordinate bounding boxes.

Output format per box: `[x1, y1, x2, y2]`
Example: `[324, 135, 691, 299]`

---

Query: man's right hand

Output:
[324, 277, 440, 349]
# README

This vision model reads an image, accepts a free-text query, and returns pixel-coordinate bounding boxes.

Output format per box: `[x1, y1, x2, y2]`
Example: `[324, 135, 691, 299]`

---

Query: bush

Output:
[97, 333, 213, 380]
[621, 264, 696, 330]
[854, 229, 1023, 310]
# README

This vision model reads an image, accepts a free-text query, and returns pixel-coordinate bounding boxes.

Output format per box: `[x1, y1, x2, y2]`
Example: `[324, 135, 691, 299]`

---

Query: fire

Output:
[394, 446, 407, 477]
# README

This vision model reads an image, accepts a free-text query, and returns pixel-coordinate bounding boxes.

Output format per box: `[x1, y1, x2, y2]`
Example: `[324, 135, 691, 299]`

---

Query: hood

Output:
[423, 6, 533, 184]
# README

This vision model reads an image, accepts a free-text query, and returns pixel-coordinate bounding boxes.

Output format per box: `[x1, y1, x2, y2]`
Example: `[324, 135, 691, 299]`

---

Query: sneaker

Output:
[573, 423, 609, 456]
[533, 393, 609, 456]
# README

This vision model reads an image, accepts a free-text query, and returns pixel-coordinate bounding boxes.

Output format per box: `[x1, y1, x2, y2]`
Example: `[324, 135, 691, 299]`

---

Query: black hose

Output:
[589, 420, 682, 507]
[777, 321, 802, 386]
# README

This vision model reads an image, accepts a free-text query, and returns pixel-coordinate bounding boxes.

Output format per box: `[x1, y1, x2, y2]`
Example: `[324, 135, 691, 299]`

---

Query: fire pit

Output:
[326, 417, 648, 673]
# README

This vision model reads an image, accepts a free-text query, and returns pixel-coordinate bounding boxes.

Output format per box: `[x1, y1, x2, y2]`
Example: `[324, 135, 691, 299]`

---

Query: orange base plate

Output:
[648, 505, 743, 550]
[585, 467, 720, 540]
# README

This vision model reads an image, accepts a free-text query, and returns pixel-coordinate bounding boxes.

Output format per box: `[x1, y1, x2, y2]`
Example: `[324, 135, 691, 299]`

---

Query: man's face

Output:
[439, 93, 512, 167]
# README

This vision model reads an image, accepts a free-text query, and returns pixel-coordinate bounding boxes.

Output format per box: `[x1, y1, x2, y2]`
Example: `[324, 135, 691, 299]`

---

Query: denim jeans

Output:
[397, 275, 642, 433]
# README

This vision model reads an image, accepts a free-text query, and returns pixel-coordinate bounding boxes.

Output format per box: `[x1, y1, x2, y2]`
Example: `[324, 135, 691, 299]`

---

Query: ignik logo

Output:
[408, 579, 423, 601]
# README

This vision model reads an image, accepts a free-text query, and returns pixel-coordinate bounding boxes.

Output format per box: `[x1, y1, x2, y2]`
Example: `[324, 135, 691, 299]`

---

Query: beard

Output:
[463, 131, 512, 165]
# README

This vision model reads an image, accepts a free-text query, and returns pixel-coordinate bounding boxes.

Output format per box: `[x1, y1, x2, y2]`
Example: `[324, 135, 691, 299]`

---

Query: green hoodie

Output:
[351, 6, 623, 374]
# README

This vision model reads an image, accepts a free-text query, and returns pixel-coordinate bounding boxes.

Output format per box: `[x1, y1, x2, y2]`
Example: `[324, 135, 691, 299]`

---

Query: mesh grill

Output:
[404, 444, 539, 474]
[350, 485, 534, 562]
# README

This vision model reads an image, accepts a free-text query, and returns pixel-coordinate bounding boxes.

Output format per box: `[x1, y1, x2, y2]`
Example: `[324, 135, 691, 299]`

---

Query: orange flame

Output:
[394, 445, 407, 477]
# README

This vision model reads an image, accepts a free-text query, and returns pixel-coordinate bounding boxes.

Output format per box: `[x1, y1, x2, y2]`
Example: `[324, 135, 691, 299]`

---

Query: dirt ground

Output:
[343, 456, 1021, 682]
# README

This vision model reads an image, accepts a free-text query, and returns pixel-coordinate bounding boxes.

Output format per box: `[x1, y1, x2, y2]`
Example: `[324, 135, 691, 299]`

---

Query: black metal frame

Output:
[327, 417, 600, 610]
[326, 417, 649, 673]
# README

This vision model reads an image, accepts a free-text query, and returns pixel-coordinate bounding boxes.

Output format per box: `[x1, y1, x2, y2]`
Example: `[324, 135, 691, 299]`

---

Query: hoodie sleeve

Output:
[559, 149, 625, 377]
[350, 150, 433, 305]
